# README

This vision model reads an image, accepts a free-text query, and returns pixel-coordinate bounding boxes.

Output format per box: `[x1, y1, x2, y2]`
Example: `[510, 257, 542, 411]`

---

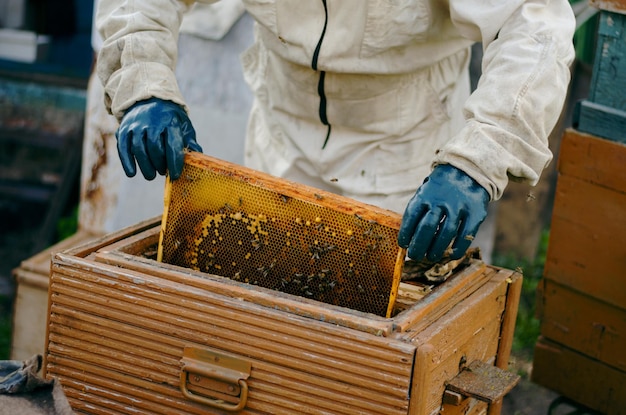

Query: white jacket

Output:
[96, 0, 575, 211]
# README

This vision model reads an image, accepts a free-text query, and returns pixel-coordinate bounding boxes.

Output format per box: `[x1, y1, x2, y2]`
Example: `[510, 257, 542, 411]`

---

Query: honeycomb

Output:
[158, 153, 405, 317]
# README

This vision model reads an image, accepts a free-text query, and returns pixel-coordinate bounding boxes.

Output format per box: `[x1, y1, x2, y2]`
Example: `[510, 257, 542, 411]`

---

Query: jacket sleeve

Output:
[435, 0, 576, 200]
[95, 0, 200, 120]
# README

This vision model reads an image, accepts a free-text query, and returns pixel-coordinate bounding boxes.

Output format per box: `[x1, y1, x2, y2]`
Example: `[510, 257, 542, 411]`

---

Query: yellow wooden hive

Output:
[44, 215, 521, 415]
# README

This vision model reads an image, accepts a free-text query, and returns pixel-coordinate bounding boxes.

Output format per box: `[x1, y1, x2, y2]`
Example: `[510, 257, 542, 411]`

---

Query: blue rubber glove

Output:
[116, 97, 202, 180]
[398, 164, 489, 262]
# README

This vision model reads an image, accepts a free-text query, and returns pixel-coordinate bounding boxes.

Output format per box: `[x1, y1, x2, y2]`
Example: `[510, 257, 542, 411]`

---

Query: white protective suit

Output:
[96, 0, 575, 215]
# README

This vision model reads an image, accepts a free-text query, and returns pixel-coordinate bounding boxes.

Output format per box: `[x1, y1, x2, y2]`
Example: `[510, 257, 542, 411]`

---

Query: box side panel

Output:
[535, 129, 626, 414]
[544, 174, 626, 309]
[45, 260, 415, 415]
[532, 337, 626, 415]
[63, 216, 161, 258]
[10, 270, 49, 360]
[96, 248, 396, 337]
[406, 270, 511, 414]
[556, 130, 626, 193]
[11, 230, 100, 360]
[539, 279, 626, 372]
[392, 262, 492, 333]
[488, 270, 523, 415]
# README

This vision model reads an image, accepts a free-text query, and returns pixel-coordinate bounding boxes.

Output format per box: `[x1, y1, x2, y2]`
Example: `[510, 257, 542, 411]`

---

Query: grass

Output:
[492, 229, 550, 360]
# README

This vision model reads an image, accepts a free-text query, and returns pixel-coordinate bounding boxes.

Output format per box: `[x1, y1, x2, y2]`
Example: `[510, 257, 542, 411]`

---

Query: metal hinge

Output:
[180, 346, 252, 412]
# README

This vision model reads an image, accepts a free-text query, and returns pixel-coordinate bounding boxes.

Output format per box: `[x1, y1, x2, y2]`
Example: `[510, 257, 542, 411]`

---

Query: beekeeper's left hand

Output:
[116, 97, 203, 181]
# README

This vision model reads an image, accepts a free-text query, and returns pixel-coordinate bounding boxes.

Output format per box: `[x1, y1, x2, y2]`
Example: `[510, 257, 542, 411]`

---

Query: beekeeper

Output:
[95, 0, 575, 263]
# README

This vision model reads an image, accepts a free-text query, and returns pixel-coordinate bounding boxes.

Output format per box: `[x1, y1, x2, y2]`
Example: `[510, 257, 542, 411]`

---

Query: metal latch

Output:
[180, 346, 251, 412]
[443, 360, 521, 406]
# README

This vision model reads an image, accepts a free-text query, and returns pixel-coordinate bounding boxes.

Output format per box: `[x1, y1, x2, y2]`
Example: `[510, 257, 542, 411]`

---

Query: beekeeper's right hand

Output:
[116, 97, 203, 181]
[398, 164, 490, 262]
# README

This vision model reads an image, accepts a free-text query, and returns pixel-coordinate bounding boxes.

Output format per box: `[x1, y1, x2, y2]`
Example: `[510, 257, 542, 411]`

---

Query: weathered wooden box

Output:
[533, 129, 626, 413]
[44, 217, 521, 415]
[11, 230, 99, 360]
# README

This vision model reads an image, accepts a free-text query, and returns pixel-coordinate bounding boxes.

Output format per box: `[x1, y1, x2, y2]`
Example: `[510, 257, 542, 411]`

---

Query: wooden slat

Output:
[93, 225, 494, 338]
[493, 269, 522, 373]
[46, 262, 414, 415]
[49, 304, 406, 411]
[393, 262, 493, 334]
[93, 248, 396, 337]
[557, 129, 626, 194]
[48, 274, 412, 391]
[47, 315, 408, 411]
[96, 225, 161, 257]
[95, 227, 396, 336]
[586, 12, 626, 113]
[544, 174, 626, 309]
[489, 269, 522, 415]
[532, 337, 626, 415]
[61, 216, 161, 258]
[52, 353, 379, 415]
[49, 362, 206, 415]
[575, 100, 626, 144]
[50, 262, 413, 367]
[97, 225, 429, 310]
[47, 339, 408, 415]
[539, 279, 626, 372]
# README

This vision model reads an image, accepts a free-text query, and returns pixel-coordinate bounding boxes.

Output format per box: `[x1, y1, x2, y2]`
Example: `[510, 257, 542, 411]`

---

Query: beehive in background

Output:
[533, 129, 626, 412]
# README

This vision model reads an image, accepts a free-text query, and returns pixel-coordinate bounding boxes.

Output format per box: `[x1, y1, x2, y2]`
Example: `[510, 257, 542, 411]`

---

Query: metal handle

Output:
[180, 346, 251, 412]
[180, 369, 249, 412]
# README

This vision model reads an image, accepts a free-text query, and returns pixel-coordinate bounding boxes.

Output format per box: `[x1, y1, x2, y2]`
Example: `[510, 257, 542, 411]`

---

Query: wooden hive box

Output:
[533, 129, 626, 413]
[11, 230, 99, 360]
[44, 217, 522, 415]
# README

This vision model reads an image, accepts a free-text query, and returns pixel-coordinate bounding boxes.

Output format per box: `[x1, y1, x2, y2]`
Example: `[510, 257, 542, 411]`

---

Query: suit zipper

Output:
[312, 0, 331, 149]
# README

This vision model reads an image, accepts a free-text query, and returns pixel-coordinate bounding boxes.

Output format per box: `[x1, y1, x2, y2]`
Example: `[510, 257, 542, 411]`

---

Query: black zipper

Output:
[312, 0, 331, 149]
